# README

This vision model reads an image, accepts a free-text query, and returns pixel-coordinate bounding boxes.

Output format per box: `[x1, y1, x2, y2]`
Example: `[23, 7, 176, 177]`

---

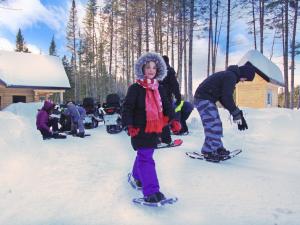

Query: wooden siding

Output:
[0, 85, 34, 109]
[236, 74, 279, 108]
[266, 83, 279, 107]
[0, 85, 66, 110]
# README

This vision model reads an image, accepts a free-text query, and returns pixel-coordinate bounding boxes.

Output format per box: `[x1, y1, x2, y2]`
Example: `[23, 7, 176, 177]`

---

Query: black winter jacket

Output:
[122, 83, 175, 150]
[194, 66, 241, 114]
[160, 66, 181, 105]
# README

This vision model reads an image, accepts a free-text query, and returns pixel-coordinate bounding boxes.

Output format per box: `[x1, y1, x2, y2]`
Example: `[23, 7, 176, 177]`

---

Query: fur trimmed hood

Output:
[134, 52, 167, 81]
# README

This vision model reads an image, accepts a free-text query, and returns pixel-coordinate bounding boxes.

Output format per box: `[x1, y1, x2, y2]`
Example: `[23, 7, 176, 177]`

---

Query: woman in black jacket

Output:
[122, 52, 181, 203]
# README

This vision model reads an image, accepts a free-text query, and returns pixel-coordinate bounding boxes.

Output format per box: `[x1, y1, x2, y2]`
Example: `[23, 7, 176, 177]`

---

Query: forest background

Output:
[0, 0, 299, 108]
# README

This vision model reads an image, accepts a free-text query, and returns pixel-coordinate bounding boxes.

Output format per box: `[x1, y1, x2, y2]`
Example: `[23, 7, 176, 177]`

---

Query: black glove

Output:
[232, 110, 248, 131]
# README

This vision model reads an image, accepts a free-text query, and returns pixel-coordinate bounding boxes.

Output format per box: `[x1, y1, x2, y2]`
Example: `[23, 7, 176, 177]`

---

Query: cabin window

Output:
[12, 95, 26, 103]
[267, 91, 272, 106]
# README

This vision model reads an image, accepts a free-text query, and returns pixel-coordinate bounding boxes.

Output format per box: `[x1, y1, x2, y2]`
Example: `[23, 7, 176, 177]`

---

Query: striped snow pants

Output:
[195, 100, 223, 153]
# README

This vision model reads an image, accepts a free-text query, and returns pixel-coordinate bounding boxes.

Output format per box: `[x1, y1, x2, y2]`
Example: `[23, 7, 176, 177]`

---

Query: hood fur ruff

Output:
[134, 52, 167, 81]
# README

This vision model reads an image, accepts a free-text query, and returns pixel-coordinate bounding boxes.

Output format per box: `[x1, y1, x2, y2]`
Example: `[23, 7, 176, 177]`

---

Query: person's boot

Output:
[134, 179, 142, 188]
[77, 132, 85, 138]
[144, 192, 166, 203]
[69, 130, 77, 136]
[201, 151, 221, 162]
[217, 147, 230, 158]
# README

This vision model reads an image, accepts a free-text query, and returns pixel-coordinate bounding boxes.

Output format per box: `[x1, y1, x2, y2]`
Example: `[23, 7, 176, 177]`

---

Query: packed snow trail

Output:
[0, 103, 299, 225]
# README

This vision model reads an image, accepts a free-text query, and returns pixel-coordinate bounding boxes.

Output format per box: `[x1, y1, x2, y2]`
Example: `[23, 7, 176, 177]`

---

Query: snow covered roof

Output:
[0, 50, 70, 89]
[238, 50, 284, 87]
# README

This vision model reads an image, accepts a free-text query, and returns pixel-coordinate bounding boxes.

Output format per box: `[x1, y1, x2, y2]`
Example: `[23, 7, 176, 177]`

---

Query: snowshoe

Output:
[133, 195, 178, 207]
[186, 149, 242, 162]
[128, 173, 142, 190]
[156, 139, 183, 149]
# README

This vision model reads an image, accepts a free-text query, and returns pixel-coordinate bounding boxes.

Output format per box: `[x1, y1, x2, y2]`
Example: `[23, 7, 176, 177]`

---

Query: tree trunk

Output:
[188, 0, 194, 102]
[251, 0, 257, 50]
[269, 29, 276, 60]
[207, 0, 212, 77]
[145, 0, 149, 52]
[137, 17, 142, 57]
[177, 0, 183, 88]
[283, 0, 289, 108]
[225, 0, 230, 69]
[154, 1, 159, 52]
[259, 0, 264, 54]
[78, 34, 82, 101]
[158, 0, 163, 54]
[166, 0, 170, 55]
[109, 6, 114, 80]
[125, 0, 130, 86]
[183, 0, 187, 98]
[131, 25, 135, 82]
[212, 0, 219, 73]
[290, 0, 298, 109]
[171, 1, 175, 66]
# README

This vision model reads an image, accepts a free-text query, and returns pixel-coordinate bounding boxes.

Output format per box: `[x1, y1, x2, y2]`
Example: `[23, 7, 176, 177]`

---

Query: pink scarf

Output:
[137, 79, 165, 133]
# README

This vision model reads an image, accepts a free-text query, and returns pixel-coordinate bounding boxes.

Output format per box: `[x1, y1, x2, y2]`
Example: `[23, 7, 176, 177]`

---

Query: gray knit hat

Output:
[134, 52, 167, 81]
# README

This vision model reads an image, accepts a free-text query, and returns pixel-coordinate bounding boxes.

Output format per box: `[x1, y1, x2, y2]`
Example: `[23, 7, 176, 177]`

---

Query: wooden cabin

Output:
[0, 51, 70, 110]
[236, 50, 284, 108]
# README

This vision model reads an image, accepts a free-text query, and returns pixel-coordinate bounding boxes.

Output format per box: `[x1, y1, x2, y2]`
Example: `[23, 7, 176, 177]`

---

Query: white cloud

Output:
[27, 43, 42, 54]
[191, 36, 300, 95]
[0, 36, 43, 55]
[0, 37, 14, 51]
[0, 0, 64, 33]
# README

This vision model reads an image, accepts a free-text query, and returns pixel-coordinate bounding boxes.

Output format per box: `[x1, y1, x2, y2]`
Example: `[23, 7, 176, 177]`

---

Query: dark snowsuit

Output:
[159, 62, 181, 144]
[194, 65, 255, 153]
[175, 101, 194, 134]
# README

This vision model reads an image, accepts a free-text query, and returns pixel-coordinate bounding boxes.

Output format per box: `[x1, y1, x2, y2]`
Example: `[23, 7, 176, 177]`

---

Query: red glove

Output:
[163, 116, 170, 127]
[127, 125, 140, 137]
[170, 120, 181, 134]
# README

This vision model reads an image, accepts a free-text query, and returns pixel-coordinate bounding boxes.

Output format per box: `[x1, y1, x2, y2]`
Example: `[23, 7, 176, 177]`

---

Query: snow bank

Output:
[0, 103, 299, 225]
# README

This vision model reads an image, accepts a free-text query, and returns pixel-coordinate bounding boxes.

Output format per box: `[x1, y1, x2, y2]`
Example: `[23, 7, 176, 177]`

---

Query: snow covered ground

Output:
[0, 102, 299, 225]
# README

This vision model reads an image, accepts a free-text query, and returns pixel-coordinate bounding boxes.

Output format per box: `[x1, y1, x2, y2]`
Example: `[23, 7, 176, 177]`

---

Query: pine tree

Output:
[82, 0, 98, 98]
[62, 55, 74, 102]
[66, 0, 79, 101]
[15, 28, 25, 52]
[49, 35, 57, 56]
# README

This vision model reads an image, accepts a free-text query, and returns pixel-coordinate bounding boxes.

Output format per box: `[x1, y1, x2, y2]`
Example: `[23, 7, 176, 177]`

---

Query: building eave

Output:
[252, 64, 285, 87]
[5, 84, 71, 90]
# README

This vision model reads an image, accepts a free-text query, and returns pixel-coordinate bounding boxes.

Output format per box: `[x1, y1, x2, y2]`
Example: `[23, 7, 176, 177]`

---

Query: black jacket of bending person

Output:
[194, 64, 255, 114]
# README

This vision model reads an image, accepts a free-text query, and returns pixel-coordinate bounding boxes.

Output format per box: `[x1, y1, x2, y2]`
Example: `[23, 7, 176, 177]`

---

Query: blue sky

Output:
[0, 0, 85, 55]
[0, 0, 299, 86]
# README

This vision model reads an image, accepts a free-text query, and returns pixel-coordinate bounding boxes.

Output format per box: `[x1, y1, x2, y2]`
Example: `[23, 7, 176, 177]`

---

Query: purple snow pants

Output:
[132, 148, 160, 197]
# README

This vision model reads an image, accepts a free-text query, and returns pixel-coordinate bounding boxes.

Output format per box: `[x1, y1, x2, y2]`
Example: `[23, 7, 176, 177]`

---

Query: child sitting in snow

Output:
[36, 100, 66, 140]
[122, 52, 181, 203]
